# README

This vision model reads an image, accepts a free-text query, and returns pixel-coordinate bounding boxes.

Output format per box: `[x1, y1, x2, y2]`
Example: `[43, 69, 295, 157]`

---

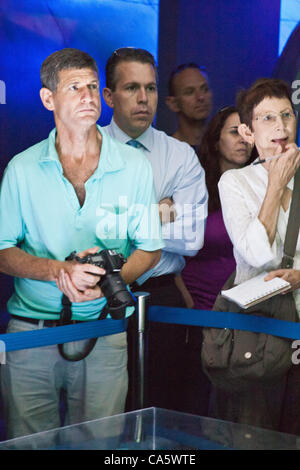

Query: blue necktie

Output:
[126, 139, 143, 149]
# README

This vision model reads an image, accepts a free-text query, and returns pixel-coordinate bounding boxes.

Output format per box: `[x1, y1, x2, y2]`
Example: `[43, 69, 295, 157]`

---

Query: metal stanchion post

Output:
[135, 292, 150, 410]
[132, 292, 150, 444]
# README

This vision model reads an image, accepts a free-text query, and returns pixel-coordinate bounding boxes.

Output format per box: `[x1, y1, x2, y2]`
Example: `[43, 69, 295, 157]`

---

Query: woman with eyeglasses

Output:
[214, 78, 300, 433]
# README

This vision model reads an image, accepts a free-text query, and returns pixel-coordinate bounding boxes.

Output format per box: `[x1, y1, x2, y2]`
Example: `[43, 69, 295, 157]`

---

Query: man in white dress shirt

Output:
[102, 47, 208, 412]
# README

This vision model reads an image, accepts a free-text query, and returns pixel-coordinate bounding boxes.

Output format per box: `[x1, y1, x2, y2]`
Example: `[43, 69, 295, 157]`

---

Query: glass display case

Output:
[0, 407, 299, 450]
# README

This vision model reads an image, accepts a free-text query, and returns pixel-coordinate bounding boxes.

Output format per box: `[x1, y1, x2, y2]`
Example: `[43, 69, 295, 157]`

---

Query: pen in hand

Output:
[253, 147, 300, 165]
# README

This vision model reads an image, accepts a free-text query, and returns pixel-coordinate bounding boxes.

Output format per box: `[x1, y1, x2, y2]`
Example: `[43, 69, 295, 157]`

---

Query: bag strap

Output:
[281, 168, 300, 269]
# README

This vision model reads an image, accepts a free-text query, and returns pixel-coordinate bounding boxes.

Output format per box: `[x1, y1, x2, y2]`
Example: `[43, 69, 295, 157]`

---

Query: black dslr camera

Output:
[66, 249, 136, 319]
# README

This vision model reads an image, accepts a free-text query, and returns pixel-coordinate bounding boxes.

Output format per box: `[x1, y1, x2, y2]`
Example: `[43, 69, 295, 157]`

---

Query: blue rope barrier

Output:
[1, 305, 300, 352]
[148, 306, 300, 340]
[0, 318, 128, 352]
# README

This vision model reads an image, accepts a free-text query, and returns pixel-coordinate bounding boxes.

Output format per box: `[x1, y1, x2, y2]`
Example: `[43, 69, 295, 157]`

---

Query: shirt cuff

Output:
[135, 251, 185, 285]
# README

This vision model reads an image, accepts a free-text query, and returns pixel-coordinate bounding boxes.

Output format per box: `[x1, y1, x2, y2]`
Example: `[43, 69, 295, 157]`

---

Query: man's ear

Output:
[40, 87, 55, 111]
[102, 87, 114, 109]
[165, 96, 180, 113]
[238, 123, 255, 146]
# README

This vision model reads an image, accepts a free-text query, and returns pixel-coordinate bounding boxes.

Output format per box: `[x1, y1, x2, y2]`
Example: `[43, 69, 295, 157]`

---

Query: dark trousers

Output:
[128, 274, 211, 416]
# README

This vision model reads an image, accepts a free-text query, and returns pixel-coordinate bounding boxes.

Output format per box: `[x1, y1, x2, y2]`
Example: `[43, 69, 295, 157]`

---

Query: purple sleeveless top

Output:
[182, 208, 236, 310]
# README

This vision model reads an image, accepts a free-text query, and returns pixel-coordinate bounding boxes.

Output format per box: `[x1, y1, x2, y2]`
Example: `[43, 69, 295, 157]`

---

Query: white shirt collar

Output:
[109, 117, 154, 151]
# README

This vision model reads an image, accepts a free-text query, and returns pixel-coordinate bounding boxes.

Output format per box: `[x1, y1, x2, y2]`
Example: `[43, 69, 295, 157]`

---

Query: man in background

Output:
[102, 47, 208, 412]
[165, 63, 213, 150]
[0, 48, 162, 439]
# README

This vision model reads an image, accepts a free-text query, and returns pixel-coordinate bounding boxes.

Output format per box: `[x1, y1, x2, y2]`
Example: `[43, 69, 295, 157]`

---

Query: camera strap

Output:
[59, 295, 127, 324]
[58, 294, 95, 361]
[58, 296, 127, 361]
[60, 294, 73, 325]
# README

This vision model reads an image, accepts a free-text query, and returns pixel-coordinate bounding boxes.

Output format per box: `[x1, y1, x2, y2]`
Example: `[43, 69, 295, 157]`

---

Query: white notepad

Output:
[221, 271, 291, 309]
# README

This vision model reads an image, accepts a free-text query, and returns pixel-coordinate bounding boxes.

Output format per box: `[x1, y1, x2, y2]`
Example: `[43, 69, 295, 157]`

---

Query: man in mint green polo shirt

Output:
[0, 48, 163, 439]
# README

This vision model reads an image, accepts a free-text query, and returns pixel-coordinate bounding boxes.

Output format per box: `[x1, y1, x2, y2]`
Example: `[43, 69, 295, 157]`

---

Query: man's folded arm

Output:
[121, 248, 161, 285]
[161, 150, 208, 257]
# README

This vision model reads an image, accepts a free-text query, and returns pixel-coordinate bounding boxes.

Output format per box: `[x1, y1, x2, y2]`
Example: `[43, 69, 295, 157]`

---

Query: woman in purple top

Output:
[182, 106, 253, 309]
[172, 106, 254, 417]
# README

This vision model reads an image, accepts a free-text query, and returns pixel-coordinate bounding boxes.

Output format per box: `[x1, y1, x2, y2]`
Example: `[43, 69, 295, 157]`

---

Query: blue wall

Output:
[1, 0, 300, 167]
[0, 0, 159, 177]
[279, 0, 300, 55]
[157, 0, 285, 134]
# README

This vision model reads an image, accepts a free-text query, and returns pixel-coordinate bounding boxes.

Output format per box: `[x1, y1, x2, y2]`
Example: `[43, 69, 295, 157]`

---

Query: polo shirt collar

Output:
[39, 126, 125, 178]
[109, 117, 154, 152]
[39, 128, 60, 164]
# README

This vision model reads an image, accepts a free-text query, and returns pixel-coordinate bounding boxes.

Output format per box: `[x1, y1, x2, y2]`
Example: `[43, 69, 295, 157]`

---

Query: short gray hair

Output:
[40, 48, 99, 92]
